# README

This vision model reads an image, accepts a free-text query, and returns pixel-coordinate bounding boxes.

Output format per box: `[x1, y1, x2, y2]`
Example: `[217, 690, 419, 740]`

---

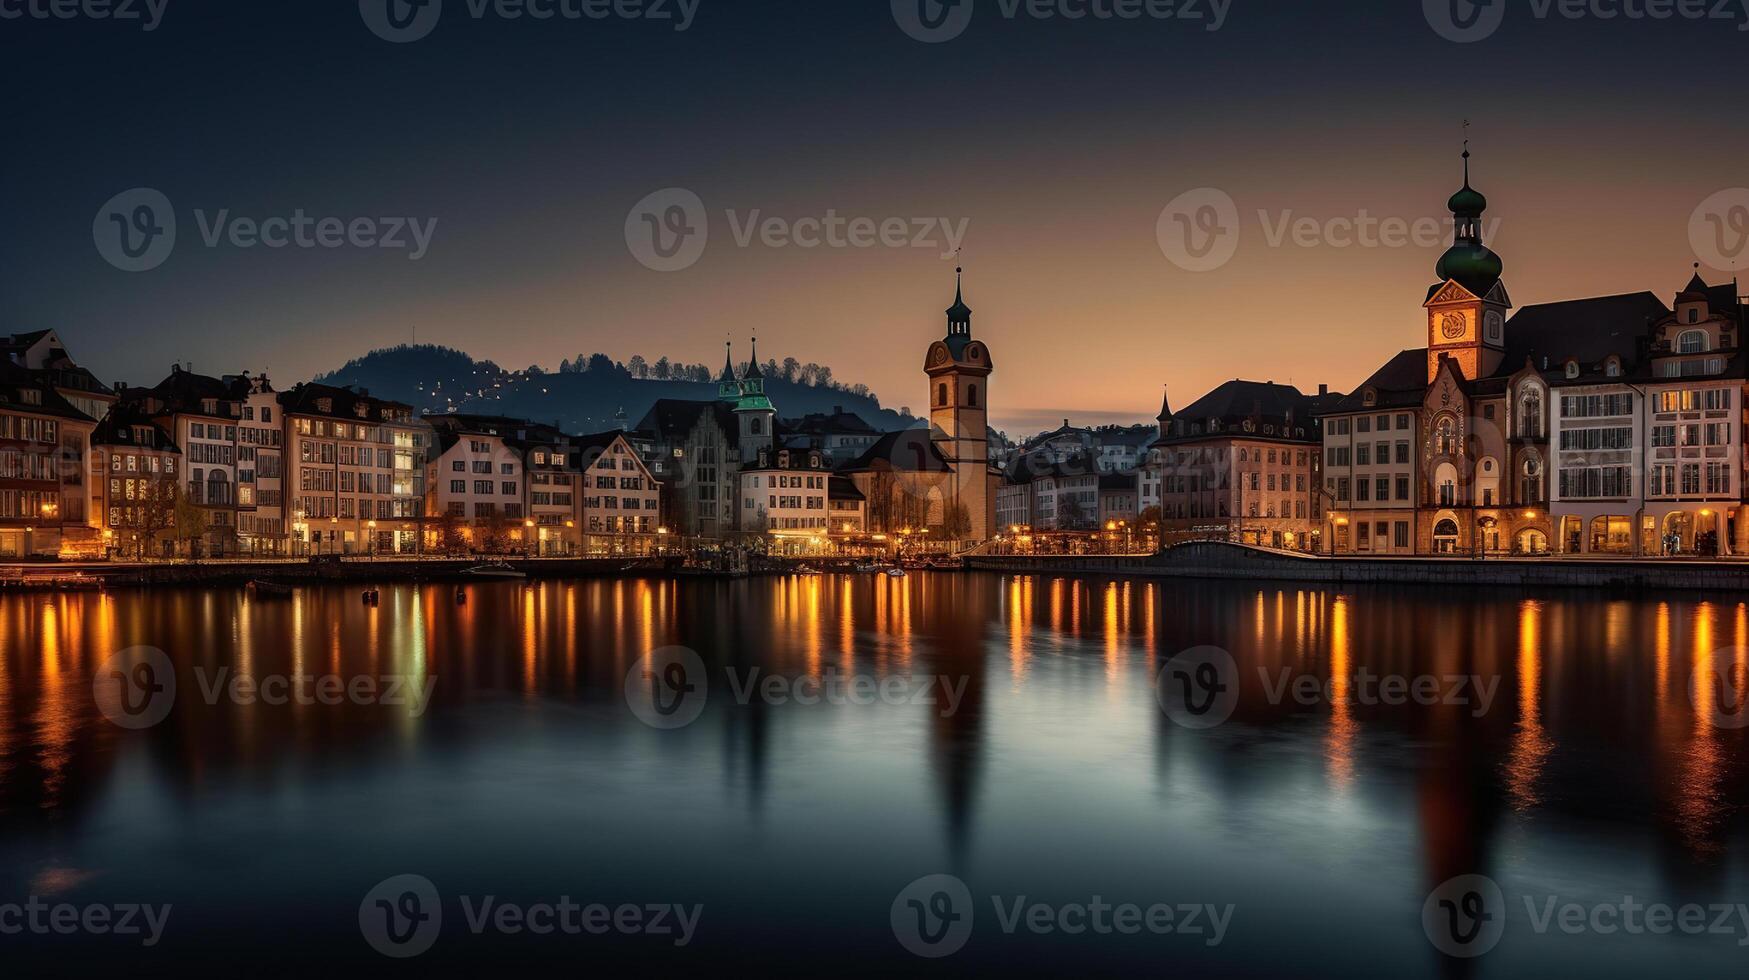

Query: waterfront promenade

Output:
[969, 541, 1749, 593]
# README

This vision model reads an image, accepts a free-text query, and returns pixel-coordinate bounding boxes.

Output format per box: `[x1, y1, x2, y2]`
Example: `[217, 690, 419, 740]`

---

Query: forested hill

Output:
[313, 345, 916, 434]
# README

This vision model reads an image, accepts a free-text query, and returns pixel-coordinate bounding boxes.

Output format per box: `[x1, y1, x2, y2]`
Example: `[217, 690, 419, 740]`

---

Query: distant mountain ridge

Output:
[313, 344, 917, 435]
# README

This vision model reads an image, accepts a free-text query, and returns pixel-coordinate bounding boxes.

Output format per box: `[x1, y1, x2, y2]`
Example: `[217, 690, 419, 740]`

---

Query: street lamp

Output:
[367, 519, 378, 557]
[525, 519, 536, 558]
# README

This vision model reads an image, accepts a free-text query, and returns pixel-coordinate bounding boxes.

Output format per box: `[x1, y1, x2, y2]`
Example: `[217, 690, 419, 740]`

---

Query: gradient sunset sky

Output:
[3, 1, 1746, 434]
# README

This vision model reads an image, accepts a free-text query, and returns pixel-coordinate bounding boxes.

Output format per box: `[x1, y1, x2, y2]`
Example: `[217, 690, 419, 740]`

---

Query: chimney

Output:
[1318, 384, 1329, 397]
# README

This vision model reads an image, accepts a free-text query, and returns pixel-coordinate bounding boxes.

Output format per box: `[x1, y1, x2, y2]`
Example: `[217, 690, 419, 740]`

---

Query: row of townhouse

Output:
[1306, 150, 1749, 557]
[423, 414, 663, 555]
[995, 453, 1141, 535]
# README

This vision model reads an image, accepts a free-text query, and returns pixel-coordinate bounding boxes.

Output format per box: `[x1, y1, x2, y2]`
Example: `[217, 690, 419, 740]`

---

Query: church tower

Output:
[1424, 142, 1511, 382]
[716, 341, 739, 401]
[925, 268, 994, 542]
[733, 336, 775, 463]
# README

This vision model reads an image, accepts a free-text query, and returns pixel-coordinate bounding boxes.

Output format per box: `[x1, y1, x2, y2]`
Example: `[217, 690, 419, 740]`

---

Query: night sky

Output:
[2, 0, 1745, 433]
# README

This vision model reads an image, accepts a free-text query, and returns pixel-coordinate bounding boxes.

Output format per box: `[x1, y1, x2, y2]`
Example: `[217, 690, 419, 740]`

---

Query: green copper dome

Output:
[1447, 184, 1487, 216]
[1436, 244, 1504, 294]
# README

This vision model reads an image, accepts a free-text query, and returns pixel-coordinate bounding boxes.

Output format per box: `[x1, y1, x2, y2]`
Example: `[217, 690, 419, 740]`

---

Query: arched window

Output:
[938, 382, 949, 407]
[1687, 309, 1700, 324]
[1435, 416, 1457, 456]
[967, 384, 978, 408]
[1518, 388, 1543, 439]
[1679, 330, 1709, 354]
[750, 417, 763, 435]
[1521, 455, 1543, 503]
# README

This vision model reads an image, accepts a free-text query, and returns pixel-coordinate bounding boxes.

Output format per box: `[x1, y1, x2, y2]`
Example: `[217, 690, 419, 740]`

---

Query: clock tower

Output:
[1424, 143, 1510, 382]
[925, 268, 994, 542]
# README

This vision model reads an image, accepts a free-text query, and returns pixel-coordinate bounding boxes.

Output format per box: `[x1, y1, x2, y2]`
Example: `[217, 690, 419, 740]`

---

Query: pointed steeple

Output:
[716, 340, 740, 401]
[741, 335, 764, 380]
[1156, 385, 1172, 423]
[718, 340, 735, 383]
[1682, 262, 1710, 298]
[945, 267, 973, 336]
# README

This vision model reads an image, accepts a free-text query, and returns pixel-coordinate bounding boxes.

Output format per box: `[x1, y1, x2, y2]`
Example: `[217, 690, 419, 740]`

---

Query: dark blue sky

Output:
[3, 0, 1745, 429]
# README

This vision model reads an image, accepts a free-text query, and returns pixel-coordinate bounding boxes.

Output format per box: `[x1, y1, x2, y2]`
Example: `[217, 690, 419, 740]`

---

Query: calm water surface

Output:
[1, 574, 1747, 976]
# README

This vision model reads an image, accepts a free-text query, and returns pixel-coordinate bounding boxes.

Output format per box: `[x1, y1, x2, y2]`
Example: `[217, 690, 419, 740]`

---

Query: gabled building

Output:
[0, 358, 99, 557]
[280, 382, 426, 555]
[125, 365, 250, 556]
[1152, 378, 1328, 551]
[576, 429, 661, 551]
[91, 404, 181, 559]
[738, 445, 834, 543]
[782, 406, 881, 463]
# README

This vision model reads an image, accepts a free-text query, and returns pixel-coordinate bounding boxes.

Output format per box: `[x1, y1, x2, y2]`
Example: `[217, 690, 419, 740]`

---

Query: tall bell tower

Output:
[925, 268, 994, 542]
[1425, 141, 1511, 382]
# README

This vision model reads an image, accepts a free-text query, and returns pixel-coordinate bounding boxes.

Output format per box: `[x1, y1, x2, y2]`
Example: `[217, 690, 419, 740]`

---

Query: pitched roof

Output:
[635, 399, 741, 447]
[0, 358, 97, 422]
[1321, 349, 1428, 414]
[1503, 291, 1670, 376]
[278, 382, 416, 424]
[91, 404, 181, 452]
[828, 475, 865, 501]
[1154, 379, 1321, 446]
[841, 429, 953, 473]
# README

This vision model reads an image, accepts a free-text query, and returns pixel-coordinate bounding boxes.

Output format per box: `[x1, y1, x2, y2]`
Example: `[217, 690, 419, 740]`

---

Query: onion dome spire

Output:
[1435, 138, 1504, 295]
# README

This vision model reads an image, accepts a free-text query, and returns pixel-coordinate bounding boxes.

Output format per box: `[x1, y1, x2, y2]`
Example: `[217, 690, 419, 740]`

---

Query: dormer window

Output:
[1605, 358, 1621, 378]
[1678, 330, 1709, 354]
[1564, 361, 1580, 379]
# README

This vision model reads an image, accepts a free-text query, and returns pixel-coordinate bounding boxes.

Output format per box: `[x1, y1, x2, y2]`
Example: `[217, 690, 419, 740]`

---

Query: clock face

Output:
[931, 346, 949, 366]
[1441, 312, 1467, 341]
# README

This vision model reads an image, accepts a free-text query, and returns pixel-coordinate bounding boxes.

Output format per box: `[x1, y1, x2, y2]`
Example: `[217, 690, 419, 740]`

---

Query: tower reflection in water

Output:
[0, 576, 1744, 973]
